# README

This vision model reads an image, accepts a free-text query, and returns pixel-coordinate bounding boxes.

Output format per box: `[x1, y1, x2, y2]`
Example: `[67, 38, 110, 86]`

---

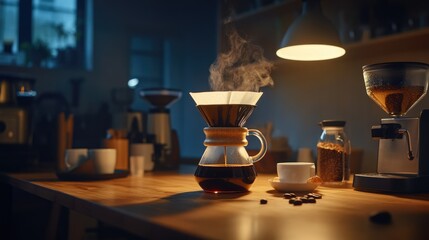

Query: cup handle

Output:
[65, 155, 87, 171]
[64, 158, 72, 170]
[64, 158, 78, 172]
[248, 129, 267, 163]
[310, 164, 316, 176]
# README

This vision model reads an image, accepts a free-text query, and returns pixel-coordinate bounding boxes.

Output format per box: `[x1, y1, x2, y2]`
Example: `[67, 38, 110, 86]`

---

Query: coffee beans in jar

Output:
[317, 142, 347, 182]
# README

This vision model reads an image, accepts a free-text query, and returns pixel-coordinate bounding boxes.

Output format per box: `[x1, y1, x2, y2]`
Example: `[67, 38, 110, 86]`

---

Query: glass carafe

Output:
[195, 127, 267, 193]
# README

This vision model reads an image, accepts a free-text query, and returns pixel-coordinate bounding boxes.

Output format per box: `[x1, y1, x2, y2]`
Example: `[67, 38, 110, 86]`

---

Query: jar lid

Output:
[320, 120, 346, 127]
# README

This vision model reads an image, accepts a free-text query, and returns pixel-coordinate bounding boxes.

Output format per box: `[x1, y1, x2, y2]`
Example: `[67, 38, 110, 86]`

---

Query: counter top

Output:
[3, 166, 429, 240]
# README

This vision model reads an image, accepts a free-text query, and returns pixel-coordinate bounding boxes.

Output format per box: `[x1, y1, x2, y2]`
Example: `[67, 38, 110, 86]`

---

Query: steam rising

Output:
[209, 31, 274, 92]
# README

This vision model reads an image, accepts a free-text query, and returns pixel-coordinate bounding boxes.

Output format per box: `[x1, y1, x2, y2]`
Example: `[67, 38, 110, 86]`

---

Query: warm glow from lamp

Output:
[276, 44, 346, 61]
[276, 0, 345, 61]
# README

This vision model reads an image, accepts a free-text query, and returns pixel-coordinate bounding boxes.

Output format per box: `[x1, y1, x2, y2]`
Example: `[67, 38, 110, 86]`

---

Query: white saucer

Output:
[268, 177, 319, 192]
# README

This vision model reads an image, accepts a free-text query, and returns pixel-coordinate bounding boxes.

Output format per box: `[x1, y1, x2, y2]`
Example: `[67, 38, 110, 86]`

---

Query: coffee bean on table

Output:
[369, 211, 392, 224]
[284, 193, 296, 199]
[308, 193, 322, 199]
[288, 197, 303, 205]
[293, 199, 303, 206]
[302, 197, 316, 203]
[286, 192, 321, 206]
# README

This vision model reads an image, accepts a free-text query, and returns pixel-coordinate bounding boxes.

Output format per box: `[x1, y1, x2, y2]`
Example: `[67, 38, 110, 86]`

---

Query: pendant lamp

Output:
[276, 0, 345, 61]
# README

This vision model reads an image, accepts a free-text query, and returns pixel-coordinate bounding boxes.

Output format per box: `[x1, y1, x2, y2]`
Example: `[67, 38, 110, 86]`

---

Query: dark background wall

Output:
[88, 0, 218, 158]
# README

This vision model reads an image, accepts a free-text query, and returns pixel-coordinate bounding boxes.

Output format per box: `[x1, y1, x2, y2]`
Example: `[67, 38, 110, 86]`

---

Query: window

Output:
[129, 35, 164, 88]
[0, 0, 19, 53]
[0, 0, 92, 69]
[32, 0, 77, 54]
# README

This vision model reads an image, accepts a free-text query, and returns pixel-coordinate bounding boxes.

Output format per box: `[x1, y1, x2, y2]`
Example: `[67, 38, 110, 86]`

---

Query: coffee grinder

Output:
[353, 62, 429, 193]
[139, 88, 181, 169]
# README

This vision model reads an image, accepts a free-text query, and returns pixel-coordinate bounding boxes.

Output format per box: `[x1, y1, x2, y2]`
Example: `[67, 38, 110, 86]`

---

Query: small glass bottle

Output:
[317, 120, 351, 186]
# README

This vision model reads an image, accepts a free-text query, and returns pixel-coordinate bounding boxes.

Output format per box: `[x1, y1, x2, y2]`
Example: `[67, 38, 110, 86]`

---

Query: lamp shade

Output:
[276, 0, 345, 61]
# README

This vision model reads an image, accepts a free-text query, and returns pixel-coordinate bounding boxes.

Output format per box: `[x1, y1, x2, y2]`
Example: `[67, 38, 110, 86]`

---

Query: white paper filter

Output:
[189, 91, 263, 105]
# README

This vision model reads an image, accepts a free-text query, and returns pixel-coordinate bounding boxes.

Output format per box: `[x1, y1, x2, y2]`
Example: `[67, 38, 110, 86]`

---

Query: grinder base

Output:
[353, 173, 429, 193]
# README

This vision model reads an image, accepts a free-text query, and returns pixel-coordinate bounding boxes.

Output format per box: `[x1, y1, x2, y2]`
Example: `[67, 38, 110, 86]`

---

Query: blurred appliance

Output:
[139, 88, 181, 169]
[0, 75, 16, 104]
[0, 108, 28, 144]
[353, 62, 429, 193]
[0, 74, 36, 144]
[32, 92, 71, 166]
[0, 74, 37, 170]
[126, 111, 144, 133]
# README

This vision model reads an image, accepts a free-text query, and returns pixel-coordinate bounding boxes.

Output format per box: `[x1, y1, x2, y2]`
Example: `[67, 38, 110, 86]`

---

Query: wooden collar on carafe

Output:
[203, 127, 248, 146]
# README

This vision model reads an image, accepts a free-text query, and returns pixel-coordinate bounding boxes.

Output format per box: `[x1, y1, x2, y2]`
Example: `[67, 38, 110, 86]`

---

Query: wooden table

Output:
[2, 165, 429, 240]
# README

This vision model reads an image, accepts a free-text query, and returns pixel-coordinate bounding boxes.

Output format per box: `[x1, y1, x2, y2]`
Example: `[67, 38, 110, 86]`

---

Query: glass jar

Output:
[317, 120, 351, 185]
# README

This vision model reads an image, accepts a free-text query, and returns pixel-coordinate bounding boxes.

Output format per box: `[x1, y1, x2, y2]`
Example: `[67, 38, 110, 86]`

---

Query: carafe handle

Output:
[248, 129, 267, 163]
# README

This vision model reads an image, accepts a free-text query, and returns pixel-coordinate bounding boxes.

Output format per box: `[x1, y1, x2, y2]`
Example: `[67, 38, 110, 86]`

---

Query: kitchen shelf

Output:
[224, 0, 298, 24]
[220, 0, 429, 63]
[0, 64, 92, 80]
[343, 27, 429, 59]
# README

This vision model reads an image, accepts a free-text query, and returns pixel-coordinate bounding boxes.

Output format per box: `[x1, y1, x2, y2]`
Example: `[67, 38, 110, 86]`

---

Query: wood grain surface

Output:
[3, 166, 429, 240]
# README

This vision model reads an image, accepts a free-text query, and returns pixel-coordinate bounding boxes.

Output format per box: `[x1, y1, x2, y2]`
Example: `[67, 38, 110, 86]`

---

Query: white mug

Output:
[130, 143, 154, 171]
[64, 148, 88, 171]
[89, 148, 117, 174]
[130, 156, 145, 177]
[277, 162, 315, 183]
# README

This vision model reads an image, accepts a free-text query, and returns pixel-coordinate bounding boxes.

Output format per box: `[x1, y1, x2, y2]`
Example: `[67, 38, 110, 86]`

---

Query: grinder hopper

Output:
[363, 62, 429, 117]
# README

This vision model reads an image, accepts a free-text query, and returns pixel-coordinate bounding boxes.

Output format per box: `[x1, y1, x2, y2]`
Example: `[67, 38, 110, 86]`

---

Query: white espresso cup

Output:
[64, 148, 89, 171]
[89, 148, 117, 174]
[277, 162, 316, 183]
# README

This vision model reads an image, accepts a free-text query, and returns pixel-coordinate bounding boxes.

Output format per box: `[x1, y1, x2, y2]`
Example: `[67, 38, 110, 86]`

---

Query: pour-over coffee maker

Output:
[353, 62, 429, 193]
[190, 91, 267, 193]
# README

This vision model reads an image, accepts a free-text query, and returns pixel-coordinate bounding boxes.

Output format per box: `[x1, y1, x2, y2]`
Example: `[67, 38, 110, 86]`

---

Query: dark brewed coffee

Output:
[194, 164, 257, 193]
[197, 104, 255, 127]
